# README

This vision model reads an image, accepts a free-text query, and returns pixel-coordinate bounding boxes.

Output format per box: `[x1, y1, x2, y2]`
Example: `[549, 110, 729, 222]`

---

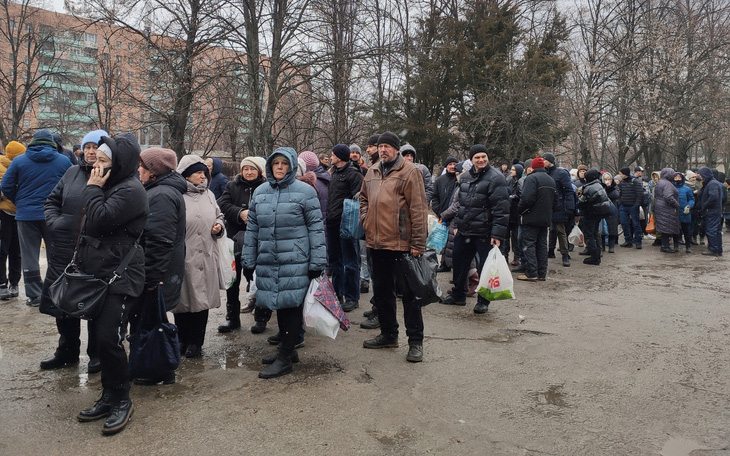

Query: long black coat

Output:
[431, 172, 458, 217]
[141, 171, 187, 310]
[77, 134, 148, 297]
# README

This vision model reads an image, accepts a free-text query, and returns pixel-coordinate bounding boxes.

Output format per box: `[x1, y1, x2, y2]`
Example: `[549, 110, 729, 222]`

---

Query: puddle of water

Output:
[367, 428, 414, 446]
[660, 437, 706, 456]
[530, 384, 568, 408]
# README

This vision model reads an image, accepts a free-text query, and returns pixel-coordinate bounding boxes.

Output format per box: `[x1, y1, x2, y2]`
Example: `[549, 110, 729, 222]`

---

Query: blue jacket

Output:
[546, 165, 575, 223]
[210, 157, 228, 200]
[1, 139, 72, 221]
[674, 173, 694, 224]
[242, 147, 326, 310]
[699, 167, 723, 216]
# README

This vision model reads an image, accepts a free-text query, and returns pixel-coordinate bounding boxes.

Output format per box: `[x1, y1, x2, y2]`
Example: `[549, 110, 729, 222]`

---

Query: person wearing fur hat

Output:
[216, 155, 269, 333]
[327, 144, 364, 312]
[1, 129, 72, 308]
[130, 148, 187, 385]
[400, 144, 433, 203]
[0, 141, 25, 301]
[174, 155, 225, 358]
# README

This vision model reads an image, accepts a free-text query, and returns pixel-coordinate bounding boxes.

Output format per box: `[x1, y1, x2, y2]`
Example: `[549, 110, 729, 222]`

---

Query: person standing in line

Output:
[698, 167, 723, 256]
[205, 157, 228, 200]
[431, 156, 459, 273]
[674, 172, 695, 253]
[576, 169, 612, 265]
[0, 141, 25, 301]
[602, 172, 620, 253]
[360, 132, 428, 362]
[399, 144, 433, 203]
[542, 153, 574, 267]
[617, 166, 645, 249]
[350, 144, 368, 176]
[653, 168, 680, 254]
[1, 129, 72, 307]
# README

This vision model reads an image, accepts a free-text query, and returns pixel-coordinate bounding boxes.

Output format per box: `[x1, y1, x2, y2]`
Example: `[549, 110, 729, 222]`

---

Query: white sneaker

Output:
[645, 234, 656, 240]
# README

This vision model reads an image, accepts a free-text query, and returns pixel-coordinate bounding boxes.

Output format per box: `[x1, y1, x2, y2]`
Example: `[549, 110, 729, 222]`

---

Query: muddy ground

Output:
[1, 242, 729, 456]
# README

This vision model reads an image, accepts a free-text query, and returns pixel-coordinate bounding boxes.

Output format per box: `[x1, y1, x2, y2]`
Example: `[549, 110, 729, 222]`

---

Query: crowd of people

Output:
[0, 127, 726, 436]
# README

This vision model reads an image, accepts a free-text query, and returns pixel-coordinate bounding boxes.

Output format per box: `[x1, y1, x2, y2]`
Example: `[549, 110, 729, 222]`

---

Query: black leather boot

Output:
[218, 319, 241, 333]
[102, 399, 134, 435]
[218, 300, 241, 333]
[561, 253, 570, 267]
[78, 390, 114, 422]
[40, 352, 79, 370]
[258, 350, 293, 379]
[262, 349, 299, 365]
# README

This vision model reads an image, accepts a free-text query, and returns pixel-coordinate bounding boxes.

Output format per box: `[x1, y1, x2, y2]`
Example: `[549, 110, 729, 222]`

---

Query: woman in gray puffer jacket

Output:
[242, 147, 326, 379]
[653, 167, 680, 253]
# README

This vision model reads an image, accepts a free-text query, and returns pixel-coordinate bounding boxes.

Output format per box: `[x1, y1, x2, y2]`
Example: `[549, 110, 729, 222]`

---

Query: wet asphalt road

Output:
[1, 242, 729, 455]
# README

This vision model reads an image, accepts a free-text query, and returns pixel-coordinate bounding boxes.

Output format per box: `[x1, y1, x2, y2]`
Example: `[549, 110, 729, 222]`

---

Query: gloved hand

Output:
[684, 205, 691, 215]
[308, 270, 322, 280]
[243, 268, 254, 282]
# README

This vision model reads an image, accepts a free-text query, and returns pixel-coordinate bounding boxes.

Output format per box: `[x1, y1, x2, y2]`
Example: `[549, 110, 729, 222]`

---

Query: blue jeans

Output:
[326, 225, 360, 302]
[619, 205, 642, 244]
[704, 213, 723, 254]
[17, 220, 52, 299]
[451, 233, 491, 305]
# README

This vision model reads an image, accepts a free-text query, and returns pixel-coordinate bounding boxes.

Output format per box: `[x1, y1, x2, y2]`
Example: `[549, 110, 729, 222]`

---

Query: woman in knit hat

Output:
[216, 155, 269, 333]
[0, 141, 25, 301]
[174, 155, 225, 358]
[129, 148, 187, 386]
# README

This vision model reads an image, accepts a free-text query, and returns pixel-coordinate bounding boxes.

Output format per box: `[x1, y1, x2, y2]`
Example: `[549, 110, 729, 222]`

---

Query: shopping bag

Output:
[303, 278, 340, 339]
[646, 214, 656, 234]
[398, 250, 442, 307]
[568, 225, 584, 246]
[425, 222, 448, 254]
[217, 237, 236, 290]
[476, 247, 515, 301]
[313, 273, 350, 331]
[340, 198, 364, 240]
[128, 287, 181, 379]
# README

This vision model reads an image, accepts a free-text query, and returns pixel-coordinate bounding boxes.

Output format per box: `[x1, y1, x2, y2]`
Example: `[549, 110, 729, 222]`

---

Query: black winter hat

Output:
[400, 144, 416, 158]
[585, 169, 602, 182]
[620, 167, 631, 176]
[542, 153, 556, 165]
[469, 144, 488, 160]
[443, 156, 458, 168]
[377, 131, 400, 150]
[332, 144, 351, 162]
[512, 158, 521, 165]
[367, 134, 380, 146]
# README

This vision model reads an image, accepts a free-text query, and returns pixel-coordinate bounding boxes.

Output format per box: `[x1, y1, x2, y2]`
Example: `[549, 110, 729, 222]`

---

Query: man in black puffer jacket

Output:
[516, 157, 556, 281]
[617, 166, 645, 248]
[542, 153, 575, 267]
[578, 169, 612, 265]
[442, 145, 509, 314]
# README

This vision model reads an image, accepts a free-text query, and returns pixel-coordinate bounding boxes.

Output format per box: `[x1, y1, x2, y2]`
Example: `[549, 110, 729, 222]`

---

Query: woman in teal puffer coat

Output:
[242, 147, 326, 379]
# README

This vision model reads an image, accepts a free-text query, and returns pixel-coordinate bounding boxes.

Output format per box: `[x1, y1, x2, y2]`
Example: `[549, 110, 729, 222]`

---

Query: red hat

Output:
[531, 156, 545, 169]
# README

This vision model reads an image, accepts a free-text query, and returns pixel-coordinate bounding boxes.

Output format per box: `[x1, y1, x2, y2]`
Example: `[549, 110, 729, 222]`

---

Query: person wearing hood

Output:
[75, 134, 148, 435]
[38, 130, 109, 375]
[674, 172, 695, 253]
[53, 132, 77, 166]
[216, 155, 269, 334]
[129, 148, 187, 386]
[400, 144, 433, 204]
[174, 155, 225, 358]
[1, 129, 72, 307]
[698, 167, 723, 256]
[205, 157, 228, 200]
[327, 144, 364, 312]
[576, 169, 612, 265]
[242, 147, 326, 378]
[0, 141, 25, 301]
[653, 168, 680, 253]
[602, 172, 620, 253]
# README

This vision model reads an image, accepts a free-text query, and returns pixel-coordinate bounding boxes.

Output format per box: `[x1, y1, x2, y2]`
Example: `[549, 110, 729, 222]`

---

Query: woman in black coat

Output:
[216, 156, 267, 333]
[75, 134, 148, 436]
[602, 172, 620, 252]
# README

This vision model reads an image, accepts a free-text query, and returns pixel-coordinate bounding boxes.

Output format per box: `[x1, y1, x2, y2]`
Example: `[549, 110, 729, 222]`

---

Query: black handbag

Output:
[128, 287, 181, 379]
[49, 226, 142, 320]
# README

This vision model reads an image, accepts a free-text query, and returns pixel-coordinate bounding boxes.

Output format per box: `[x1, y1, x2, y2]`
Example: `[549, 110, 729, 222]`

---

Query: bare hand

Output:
[491, 238, 501, 247]
[211, 223, 222, 235]
[87, 166, 110, 187]
[239, 209, 249, 224]
[411, 248, 423, 257]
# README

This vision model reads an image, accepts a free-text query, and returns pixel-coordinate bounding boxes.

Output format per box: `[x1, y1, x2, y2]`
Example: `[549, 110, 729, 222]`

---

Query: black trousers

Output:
[225, 256, 243, 321]
[174, 309, 209, 347]
[583, 217, 601, 260]
[55, 317, 97, 360]
[276, 305, 304, 353]
[452, 234, 491, 306]
[370, 249, 423, 344]
[90, 294, 133, 394]
[0, 211, 21, 287]
[521, 225, 548, 279]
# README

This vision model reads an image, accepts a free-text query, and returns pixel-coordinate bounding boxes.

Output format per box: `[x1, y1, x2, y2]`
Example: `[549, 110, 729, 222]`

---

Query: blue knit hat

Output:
[81, 129, 109, 150]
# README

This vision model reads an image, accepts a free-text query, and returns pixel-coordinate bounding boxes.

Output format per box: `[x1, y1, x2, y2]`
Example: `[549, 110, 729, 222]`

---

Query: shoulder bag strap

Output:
[109, 231, 143, 284]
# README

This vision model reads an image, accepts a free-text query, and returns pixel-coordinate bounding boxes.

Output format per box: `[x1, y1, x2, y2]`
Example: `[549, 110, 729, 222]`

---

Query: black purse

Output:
[128, 287, 181, 379]
[49, 223, 141, 320]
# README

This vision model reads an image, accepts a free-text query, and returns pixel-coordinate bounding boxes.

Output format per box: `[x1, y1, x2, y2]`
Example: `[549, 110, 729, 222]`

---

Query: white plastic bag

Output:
[303, 279, 340, 339]
[476, 247, 515, 301]
[217, 237, 236, 290]
[568, 225, 584, 247]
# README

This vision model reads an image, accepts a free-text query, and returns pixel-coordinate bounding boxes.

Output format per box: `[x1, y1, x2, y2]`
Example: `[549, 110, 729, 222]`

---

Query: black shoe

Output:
[568, 243, 575, 252]
[360, 315, 380, 329]
[578, 249, 590, 256]
[8, 284, 18, 298]
[258, 357, 293, 379]
[608, 245, 615, 253]
[635, 244, 642, 250]
[133, 372, 175, 385]
[360, 279, 369, 294]
[440, 294, 466, 306]
[262, 350, 299, 365]
[660, 247, 678, 253]
[537, 277, 546, 281]
[406, 343, 423, 363]
[102, 400, 134, 435]
[561, 254, 570, 267]
[547, 251, 556, 258]
[363, 334, 399, 349]
[690, 238, 699, 245]
[184, 344, 201, 358]
[179, 344, 188, 356]
[40, 353, 79, 370]
[583, 257, 601, 265]
[267, 332, 282, 345]
[342, 300, 359, 312]
[436, 265, 451, 273]
[217, 320, 241, 333]
[652, 239, 662, 246]
[511, 266, 526, 273]
[473, 302, 489, 314]
[701, 251, 722, 257]
[685, 247, 692, 254]
[250, 321, 267, 334]
[87, 357, 101, 374]
[620, 242, 633, 248]
[26, 296, 40, 307]
[78, 391, 114, 422]
[363, 309, 374, 318]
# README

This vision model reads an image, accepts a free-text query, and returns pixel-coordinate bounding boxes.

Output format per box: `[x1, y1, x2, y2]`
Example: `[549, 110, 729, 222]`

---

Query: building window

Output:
[86, 92, 94, 102]
[23, 119, 30, 127]
[128, 43, 133, 50]
[115, 112, 121, 119]
[84, 33, 97, 46]
[127, 71, 134, 78]
[116, 41, 121, 49]
[128, 57, 134, 65]
[116, 55, 121, 62]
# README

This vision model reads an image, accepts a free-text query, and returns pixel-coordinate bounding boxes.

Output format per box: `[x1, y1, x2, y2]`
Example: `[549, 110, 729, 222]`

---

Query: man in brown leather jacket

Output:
[359, 131, 428, 363]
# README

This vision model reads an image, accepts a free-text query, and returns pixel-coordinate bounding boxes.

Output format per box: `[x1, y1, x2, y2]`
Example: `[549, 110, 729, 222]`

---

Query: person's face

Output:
[138, 165, 154, 184]
[674, 174, 682, 183]
[366, 144, 377, 158]
[689, 176, 696, 184]
[186, 170, 206, 185]
[271, 156, 290, 181]
[652, 174, 659, 183]
[403, 153, 414, 163]
[94, 151, 112, 173]
[501, 164, 508, 172]
[579, 169, 586, 179]
[603, 175, 612, 186]
[84, 143, 98, 163]
[510, 167, 517, 177]
[329, 152, 342, 167]
[614, 177, 620, 185]
[350, 151, 361, 163]
[205, 158, 213, 174]
[635, 170, 643, 178]
[472, 152, 489, 171]
[446, 162, 456, 173]
[241, 165, 259, 181]
[378, 143, 399, 163]
[319, 155, 329, 166]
